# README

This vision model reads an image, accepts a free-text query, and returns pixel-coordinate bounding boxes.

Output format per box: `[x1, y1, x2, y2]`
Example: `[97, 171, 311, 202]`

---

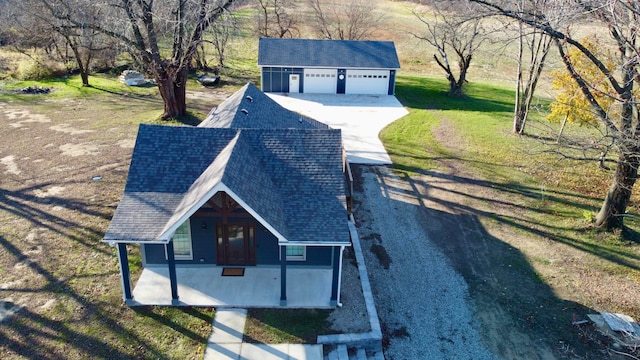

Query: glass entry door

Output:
[216, 223, 256, 265]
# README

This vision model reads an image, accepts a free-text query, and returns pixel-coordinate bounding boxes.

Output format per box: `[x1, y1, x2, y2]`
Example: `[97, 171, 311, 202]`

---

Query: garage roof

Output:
[258, 38, 400, 69]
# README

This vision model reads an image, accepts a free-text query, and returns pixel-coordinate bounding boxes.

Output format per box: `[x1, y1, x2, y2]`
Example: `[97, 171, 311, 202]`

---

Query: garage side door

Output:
[345, 70, 390, 95]
[303, 69, 337, 94]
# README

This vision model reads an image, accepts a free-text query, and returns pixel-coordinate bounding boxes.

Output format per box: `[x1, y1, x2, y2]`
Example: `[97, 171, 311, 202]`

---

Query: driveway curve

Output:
[267, 94, 408, 165]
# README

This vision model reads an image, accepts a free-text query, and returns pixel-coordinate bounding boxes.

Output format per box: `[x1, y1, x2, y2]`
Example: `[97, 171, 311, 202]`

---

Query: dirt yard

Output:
[353, 116, 640, 359]
[0, 88, 230, 359]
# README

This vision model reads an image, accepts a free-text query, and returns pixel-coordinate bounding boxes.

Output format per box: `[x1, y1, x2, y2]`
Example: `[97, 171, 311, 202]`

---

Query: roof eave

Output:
[278, 240, 351, 247]
[259, 64, 400, 70]
[101, 238, 169, 245]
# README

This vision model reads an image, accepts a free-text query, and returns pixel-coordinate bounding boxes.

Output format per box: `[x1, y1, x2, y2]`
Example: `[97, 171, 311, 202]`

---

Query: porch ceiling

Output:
[129, 266, 334, 308]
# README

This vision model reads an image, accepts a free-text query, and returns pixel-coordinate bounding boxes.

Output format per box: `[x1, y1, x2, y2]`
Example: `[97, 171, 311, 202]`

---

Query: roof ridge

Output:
[157, 131, 241, 240]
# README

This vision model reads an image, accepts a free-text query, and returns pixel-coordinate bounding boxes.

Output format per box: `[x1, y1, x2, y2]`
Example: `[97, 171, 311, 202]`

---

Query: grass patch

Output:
[243, 309, 334, 344]
[0, 73, 159, 101]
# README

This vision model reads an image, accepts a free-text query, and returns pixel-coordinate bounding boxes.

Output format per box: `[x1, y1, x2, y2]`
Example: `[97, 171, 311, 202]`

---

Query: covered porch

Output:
[128, 266, 335, 308]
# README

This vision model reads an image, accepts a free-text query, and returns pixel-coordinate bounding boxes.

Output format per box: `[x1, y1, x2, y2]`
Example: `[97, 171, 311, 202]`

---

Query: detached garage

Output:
[258, 38, 400, 95]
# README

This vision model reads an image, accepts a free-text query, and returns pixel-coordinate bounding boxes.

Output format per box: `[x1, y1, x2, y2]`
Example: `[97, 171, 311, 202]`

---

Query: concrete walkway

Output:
[203, 308, 323, 360]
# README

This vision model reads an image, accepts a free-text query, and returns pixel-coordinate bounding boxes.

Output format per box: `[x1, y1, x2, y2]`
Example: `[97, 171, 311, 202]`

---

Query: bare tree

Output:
[412, 1, 489, 97]
[27, 0, 235, 119]
[1, 4, 58, 57]
[307, 0, 385, 40]
[255, 0, 298, 38]
[470, 0, 640, 230]
[210, 10, 237, 67]
[2, 0, 108, 85]
[511, 4, 553, 134]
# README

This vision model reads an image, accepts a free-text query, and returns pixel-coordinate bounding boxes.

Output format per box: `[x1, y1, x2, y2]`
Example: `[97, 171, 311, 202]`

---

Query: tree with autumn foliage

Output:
[547, 39, 615, 129]
[471, 0, 640, 230]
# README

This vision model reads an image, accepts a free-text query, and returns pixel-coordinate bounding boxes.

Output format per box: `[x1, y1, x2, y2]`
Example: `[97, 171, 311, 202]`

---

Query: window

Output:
[170, 221, 193, 260]
[286, 245, 306, 261]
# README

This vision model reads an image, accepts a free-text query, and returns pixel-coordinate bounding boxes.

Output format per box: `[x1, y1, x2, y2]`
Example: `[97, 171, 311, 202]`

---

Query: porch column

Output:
[117, 243, 133, 304]
[330, 246, 342, 306]
[280, 245, 287, 306]
[166, 241, 179, 305]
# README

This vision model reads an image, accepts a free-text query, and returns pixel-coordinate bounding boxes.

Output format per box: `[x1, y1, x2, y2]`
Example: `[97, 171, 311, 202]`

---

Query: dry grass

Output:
[0, 77, 221, 359]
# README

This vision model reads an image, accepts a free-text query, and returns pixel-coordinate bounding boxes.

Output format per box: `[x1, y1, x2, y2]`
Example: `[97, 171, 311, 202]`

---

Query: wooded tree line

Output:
[1, 0, 639, 231]
[403, 0, 640, 231]
[465, 0, 640, 230]
[0, 0, 383, 117]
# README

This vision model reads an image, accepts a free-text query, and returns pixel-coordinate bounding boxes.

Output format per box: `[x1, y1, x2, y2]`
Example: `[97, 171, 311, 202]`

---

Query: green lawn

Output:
[384, 75, 640, 319]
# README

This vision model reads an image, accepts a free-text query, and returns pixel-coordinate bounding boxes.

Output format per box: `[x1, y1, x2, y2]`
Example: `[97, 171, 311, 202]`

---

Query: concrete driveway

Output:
[267, 94, 408, 164]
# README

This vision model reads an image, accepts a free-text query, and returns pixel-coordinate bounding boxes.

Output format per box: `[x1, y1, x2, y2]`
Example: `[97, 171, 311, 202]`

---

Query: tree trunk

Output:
[513, 108, 526, 134]
[156, 66, 188, 119]
[556, 113, 568, 143]
[80, 71, 90, 87]
[449, 79, 464, 98]
[67, 38, 91, 87]
[446, 54, 471, 98]
[594, 154, 639, 229]
[513, 21, 524, 134]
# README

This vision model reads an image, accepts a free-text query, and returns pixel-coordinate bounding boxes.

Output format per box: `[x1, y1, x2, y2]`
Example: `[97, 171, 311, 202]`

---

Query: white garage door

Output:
[346, 70, 390, 95]
[303, 69, 337, 94]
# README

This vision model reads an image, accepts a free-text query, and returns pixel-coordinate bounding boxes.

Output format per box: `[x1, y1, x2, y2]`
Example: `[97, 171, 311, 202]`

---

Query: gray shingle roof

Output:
[104, 124, 348, 245]
[258, 38, 401, 69]
[199, 83, 328, 129]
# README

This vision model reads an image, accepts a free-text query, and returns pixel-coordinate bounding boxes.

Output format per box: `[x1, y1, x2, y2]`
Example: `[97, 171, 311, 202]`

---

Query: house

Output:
[199, 82, 328, 129]
[258, 38, 401, 95]
[103, 87, 351, 308]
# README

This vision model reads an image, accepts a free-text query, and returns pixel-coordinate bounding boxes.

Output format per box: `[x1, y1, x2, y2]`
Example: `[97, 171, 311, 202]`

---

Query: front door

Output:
[216, 223, 256, 265]
[289, 74, 300, 93]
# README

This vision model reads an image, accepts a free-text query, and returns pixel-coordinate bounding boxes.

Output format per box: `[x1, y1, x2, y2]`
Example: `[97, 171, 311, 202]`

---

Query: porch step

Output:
[325, 344, 349, 360]
[324, 345, 384, 360]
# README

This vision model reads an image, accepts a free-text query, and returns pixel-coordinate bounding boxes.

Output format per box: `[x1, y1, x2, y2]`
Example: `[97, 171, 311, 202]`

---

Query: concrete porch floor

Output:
[129, 266, 335, 308]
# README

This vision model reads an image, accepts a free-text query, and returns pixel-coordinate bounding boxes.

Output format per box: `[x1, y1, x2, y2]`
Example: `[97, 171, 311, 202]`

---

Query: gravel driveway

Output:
[354, 165, 497, 360]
